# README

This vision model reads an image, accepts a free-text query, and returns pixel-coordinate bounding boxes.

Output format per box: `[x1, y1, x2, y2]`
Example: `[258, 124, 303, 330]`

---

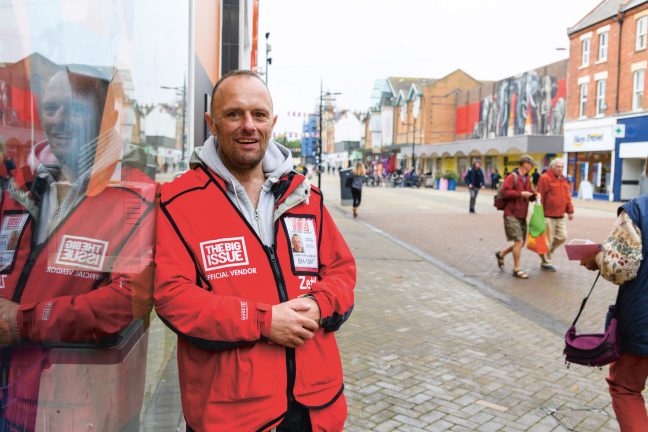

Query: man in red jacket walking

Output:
[495, 155, 539, 279]
[536, 158, 574, 272]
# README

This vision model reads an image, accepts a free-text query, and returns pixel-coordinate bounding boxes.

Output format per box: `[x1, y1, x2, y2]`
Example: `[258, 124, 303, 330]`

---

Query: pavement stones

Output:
[331, 207, 617, 431]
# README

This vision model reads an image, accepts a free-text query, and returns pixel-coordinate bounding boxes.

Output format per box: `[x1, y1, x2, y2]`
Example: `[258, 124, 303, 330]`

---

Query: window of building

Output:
[598, 31, 608, 61]
[596, 79, 606, 116]
[633, 69, 645, 111]
[637, 16, 648, 51]
[222, 0, 240, 74]
[581, 37, 591, 66]
[579, 83, 588, 117]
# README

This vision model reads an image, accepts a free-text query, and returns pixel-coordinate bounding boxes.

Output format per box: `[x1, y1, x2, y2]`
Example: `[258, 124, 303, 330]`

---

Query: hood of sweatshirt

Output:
[194, 136, 308, 245]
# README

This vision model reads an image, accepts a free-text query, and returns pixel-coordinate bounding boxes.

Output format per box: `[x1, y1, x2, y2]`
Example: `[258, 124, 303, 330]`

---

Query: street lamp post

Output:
[317, 83, 341, 189]
[161, 78, 187, 169]
[411, 122, 416, 173]
[265, 32, 272, 85]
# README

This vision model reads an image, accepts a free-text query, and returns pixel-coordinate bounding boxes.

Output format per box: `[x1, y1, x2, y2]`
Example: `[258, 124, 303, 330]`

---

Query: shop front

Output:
[615, 115, 648, 201]
[564, 119, 616, 200]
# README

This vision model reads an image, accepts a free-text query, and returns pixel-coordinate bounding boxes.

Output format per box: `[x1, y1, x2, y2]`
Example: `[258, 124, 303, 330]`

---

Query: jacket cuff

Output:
[309, 291, 331, 323]
[16, 303, 37, 341]
[256, 302, 272, 338]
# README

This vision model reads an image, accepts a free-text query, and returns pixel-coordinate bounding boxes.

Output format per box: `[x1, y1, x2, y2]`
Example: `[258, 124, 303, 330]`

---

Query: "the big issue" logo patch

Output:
[200, 237, 249, 272]
[55, 235, 109, 271]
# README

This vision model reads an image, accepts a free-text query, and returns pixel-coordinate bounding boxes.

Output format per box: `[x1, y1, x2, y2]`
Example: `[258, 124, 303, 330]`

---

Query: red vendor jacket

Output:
[154, 164, 356, 432]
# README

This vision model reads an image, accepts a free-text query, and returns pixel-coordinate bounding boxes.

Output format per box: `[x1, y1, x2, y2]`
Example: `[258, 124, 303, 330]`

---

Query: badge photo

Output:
[0, 211, 30, 274]
[282, 215, 318, 274]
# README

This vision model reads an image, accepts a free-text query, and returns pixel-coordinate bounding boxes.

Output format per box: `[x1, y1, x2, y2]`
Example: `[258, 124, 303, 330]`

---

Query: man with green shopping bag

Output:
[494, 155, 540, 279]
[536, 158, 574, 272]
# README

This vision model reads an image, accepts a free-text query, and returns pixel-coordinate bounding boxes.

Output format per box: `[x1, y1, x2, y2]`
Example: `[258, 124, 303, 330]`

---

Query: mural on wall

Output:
[471, 71, 566, 139]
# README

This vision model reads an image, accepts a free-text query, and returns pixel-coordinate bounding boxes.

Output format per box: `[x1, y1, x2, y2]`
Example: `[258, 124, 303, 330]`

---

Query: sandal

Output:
[495, 251, 504, 270]
[512, 269, 529, 279]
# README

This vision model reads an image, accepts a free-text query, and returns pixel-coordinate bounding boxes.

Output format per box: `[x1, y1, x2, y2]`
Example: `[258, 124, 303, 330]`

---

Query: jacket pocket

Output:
[293, 331, 343, 406]
[210, 343, 286, 402]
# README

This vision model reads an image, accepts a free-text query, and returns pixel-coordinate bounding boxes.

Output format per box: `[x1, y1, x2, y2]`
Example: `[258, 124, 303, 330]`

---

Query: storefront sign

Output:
[564, 126, 614, 152]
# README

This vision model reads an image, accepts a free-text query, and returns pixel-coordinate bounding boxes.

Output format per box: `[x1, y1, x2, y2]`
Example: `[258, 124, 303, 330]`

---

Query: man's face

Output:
[552, 162, 565, 177]
[474, 162, 480, 170]
[291, 235, 301, 251]
[43, 73, 99, 172]
[520, 161, 533, 174]
[205, 75, 277, 172]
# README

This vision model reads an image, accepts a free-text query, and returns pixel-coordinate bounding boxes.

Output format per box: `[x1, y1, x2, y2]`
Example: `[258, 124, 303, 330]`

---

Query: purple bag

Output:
[563, 273, 621, 367]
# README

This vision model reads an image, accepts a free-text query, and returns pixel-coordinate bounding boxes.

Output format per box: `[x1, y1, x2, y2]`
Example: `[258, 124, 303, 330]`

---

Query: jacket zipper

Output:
[265, 245, 296, 403]
[254, 209, 265, 245]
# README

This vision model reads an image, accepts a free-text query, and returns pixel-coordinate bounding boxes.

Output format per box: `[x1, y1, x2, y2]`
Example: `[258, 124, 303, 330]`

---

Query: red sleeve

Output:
[153, 204, 270, 349]
[536, 175, 548, 207]
[565, 182, 574, 214]
[309, 205, 355, 332]
[501, 173, 521, 199]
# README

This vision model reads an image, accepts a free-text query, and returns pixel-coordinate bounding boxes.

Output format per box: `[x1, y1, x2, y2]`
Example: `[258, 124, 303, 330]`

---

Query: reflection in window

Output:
[0, 1, 189, 429]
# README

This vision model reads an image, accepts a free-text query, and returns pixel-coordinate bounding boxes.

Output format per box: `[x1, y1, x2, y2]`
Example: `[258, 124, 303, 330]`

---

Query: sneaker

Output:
[541, 264, 556, 272]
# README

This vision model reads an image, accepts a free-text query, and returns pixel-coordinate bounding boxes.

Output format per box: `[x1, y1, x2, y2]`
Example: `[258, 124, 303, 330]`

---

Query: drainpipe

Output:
[614, 10, 625, 114]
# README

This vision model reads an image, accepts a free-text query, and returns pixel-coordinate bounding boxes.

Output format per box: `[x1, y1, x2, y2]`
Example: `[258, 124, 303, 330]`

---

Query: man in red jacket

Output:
[536, 158, 574, 272]
[154, 70, 355, 431]
[495, 155, 539, 279]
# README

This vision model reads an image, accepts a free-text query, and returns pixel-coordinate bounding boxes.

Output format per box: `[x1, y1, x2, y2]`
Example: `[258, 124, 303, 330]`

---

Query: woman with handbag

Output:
[581, 158, 647, 431]
[350, 162, 366, 218]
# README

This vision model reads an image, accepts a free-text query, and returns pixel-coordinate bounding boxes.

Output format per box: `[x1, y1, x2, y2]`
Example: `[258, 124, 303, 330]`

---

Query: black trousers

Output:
[186, 402, 312, 432]
[351, 187, 362, 208]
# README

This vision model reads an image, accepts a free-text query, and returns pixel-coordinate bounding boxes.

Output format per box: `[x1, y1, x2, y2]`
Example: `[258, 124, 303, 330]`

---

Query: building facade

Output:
[565, 0, 648, 200]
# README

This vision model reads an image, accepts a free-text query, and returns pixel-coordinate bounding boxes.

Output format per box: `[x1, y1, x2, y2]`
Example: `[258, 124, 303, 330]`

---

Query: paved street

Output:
[321, 176, 617, 431]
[321, 174, 619, 335]
[144, 172, 626, 431]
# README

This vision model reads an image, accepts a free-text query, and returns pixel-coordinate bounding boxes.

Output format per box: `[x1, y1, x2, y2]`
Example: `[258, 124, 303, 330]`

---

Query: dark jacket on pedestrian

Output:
[464, 167, 485, 188]
[501, 169, 536, 219]
[536, 170, 574, 218]
[616, 195, 648, 355]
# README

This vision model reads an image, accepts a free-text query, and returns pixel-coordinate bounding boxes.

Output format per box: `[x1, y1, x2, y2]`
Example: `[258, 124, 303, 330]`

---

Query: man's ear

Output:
[205, 112, 218, 136]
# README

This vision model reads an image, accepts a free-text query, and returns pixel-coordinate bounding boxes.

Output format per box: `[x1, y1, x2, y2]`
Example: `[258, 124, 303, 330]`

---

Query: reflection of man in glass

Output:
[291, 233, 304, 253]
[0, 66, 156, 432]
[42, 70, 102, 181]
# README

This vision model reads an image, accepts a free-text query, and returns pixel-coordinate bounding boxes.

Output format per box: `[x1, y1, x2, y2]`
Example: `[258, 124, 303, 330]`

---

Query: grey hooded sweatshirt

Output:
[194, 136, 310, 246]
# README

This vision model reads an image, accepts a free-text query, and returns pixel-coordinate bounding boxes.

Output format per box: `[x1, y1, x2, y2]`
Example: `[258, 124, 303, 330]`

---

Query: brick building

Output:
[565, 0, 648, 200]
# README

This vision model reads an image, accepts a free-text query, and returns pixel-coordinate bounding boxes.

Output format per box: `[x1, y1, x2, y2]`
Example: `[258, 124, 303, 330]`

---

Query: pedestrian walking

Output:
[491, 168, 501, 190]
[154, 70, 355, 431]
[351, 162, 366, 218]
[464, 160, 485, 213]
[494, 154, 539, 279]
[535, 158, 573, 272]
[531, 168, 540, 188]
[580, 157, 648, 431]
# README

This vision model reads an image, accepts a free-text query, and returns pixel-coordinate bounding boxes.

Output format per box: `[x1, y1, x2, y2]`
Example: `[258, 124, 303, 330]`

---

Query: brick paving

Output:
[320, 174, 619, 334]
[330, 199, 617, 431]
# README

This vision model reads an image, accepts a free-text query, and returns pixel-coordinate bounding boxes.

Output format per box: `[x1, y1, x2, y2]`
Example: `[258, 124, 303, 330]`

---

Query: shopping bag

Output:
[528, 203, 546, 237]
[527, 232, 549, 254]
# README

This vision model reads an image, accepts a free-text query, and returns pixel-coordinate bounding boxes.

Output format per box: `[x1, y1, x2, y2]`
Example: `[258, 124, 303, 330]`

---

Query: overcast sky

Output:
[258, 0, 604, 134]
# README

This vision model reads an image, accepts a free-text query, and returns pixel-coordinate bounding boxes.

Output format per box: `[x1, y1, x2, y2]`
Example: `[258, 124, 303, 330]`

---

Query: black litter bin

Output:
[339, 168, 353, 206]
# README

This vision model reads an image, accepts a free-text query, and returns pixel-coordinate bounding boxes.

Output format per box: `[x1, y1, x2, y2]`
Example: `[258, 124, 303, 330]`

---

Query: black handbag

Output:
[564, 272, 621, 367]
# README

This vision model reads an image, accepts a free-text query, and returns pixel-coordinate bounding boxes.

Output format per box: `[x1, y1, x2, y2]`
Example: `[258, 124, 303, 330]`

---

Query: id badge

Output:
[0, 212, 29, 273]
[283, 215, 318, 274]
